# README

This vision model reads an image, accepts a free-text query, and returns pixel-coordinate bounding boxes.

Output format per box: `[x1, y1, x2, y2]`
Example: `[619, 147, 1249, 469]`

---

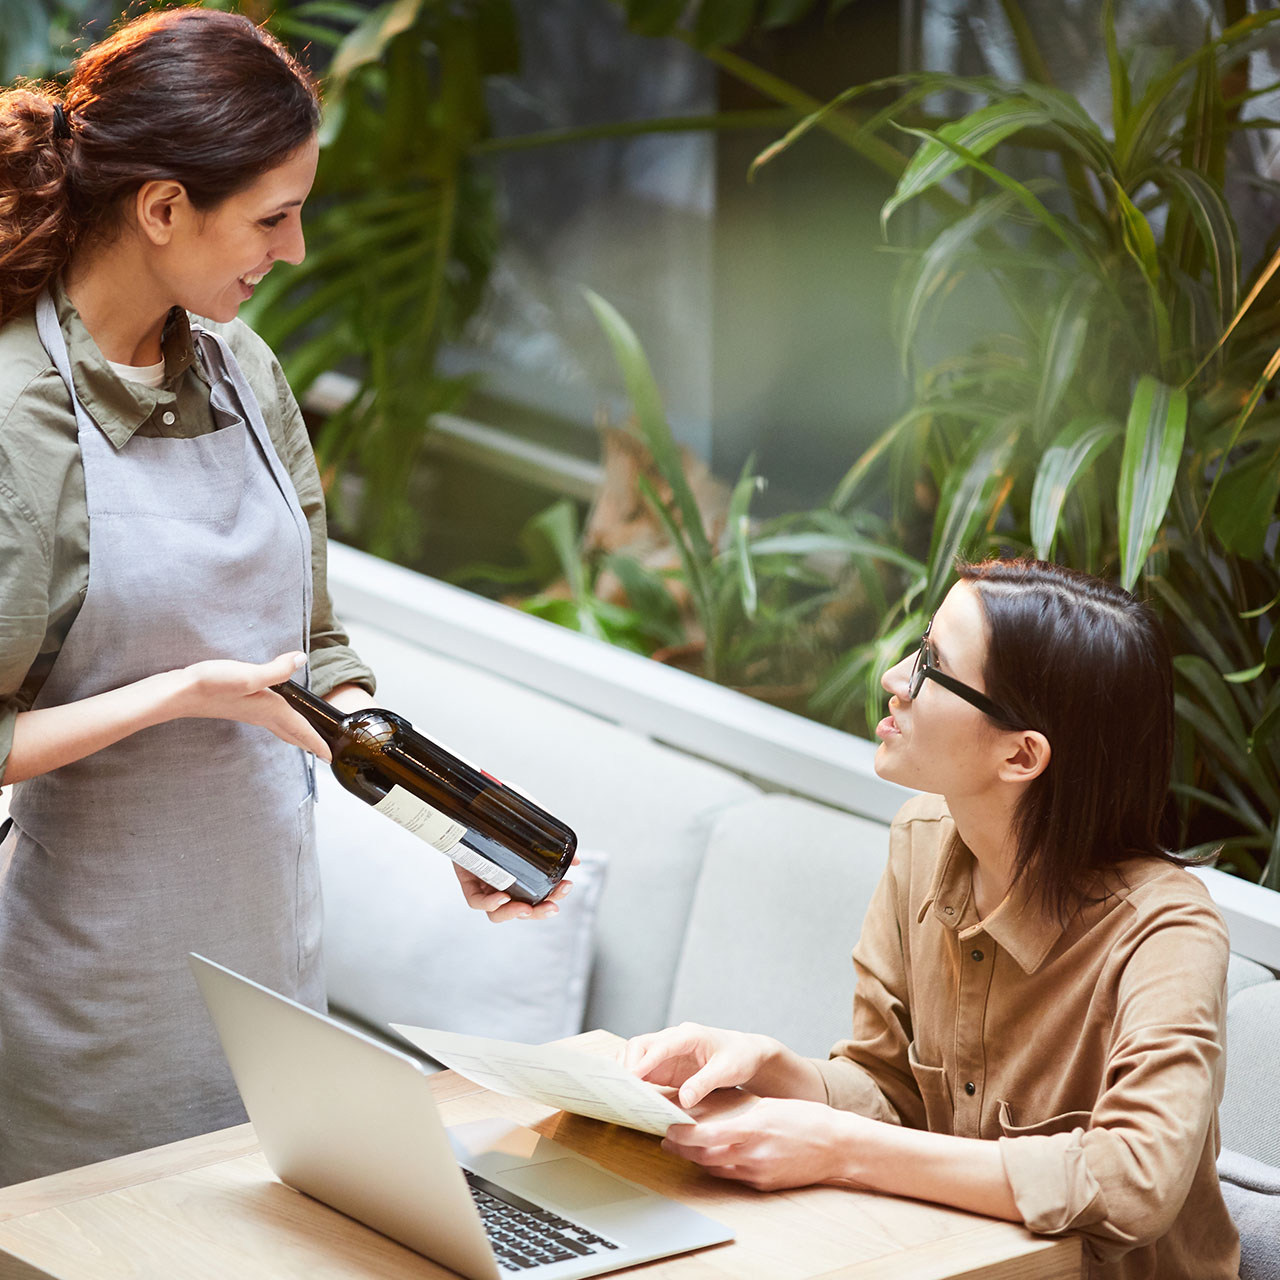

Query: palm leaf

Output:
[761, 0, 822, 25]
[1200, 343, 1280, 516]
[891, 188, 1024, 364]
[692, 0, 759, 48]
[1103, 0, 1131, 141]
[1033, 274, 1100, 433]
[890, 125, 1091, 264]
[584, 290, 715, 568]
[1206, 439, 1280, 559]
[1116, 377, 1188, 590]
[727, 466, 764, 618]
[925, 416, 1021, 607]
[883, 102, 1072, 226]
[1029, 417, 1120, 559]
[328, 0, 429, 89]
[1149, 163, 1240, 330]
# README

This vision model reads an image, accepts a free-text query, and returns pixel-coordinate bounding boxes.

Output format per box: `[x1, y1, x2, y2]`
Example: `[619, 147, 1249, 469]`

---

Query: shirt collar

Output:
[916, 812, 1064, 975]
[52, 279, 207, 449]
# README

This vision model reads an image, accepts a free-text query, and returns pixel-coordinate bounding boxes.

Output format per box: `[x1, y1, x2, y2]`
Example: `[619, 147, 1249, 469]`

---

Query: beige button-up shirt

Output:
[814, 793, 1239, 1280]
[0, 283, 375, 784]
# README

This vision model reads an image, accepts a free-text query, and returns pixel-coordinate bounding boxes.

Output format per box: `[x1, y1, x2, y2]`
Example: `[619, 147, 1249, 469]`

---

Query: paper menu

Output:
[391, 1025, 695, 1137]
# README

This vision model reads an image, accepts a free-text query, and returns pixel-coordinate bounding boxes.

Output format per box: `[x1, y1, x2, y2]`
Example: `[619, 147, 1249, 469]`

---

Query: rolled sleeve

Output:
[0, 480, 53, 788]
[997, 897, 1229, 1260]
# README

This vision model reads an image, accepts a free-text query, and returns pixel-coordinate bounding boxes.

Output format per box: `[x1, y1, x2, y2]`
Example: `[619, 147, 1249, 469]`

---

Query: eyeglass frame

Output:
[908, 619, 1022, 727]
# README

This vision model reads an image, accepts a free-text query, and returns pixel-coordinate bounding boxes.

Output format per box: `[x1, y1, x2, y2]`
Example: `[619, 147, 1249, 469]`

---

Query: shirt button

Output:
[162, 411, 176, 425]
[965, 1082, 976, 1096]
[942, 905, 954, 916]
[971, 949, 984, 962]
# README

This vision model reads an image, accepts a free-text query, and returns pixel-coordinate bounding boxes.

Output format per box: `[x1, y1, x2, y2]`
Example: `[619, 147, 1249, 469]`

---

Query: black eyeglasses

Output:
[909, 620, 1021, 726]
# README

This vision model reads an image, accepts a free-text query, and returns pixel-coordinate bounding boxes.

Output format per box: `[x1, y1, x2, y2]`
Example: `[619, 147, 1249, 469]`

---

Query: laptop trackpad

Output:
[500, 1159, 649, 1210]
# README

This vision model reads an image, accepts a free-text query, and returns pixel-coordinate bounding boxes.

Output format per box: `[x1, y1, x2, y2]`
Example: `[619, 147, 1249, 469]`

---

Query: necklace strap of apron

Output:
[189, 319, 317, 695]
[35, 289, 97, 437]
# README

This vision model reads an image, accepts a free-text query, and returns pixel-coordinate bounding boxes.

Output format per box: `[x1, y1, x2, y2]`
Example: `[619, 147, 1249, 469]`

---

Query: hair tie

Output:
[52, 103, 72, 141]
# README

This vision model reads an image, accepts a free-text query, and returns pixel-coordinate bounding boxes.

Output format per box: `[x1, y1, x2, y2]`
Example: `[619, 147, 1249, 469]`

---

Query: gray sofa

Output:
[318, 611, 1280, 1276]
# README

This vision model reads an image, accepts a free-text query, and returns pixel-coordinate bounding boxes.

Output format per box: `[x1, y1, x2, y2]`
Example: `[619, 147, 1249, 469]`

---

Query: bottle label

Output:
[374, 785, 516, 892]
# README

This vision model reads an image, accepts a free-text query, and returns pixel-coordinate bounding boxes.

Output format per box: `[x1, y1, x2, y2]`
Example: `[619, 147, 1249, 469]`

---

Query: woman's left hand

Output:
[452, 859, 577, 923]
[661, 1096, 863, 1191]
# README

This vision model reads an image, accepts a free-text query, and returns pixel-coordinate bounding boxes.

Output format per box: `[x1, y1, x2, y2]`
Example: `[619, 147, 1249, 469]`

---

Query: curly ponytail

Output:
[0, 8, 319, 329]
[0, 87, 75, 326]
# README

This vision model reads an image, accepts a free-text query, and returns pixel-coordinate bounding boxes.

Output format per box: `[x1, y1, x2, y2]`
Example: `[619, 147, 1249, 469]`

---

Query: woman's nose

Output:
[275, 219, 306, 266]
[882, 653, 914, 700]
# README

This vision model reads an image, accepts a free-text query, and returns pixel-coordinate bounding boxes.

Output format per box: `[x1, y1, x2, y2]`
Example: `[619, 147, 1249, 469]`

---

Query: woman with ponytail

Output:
[0, 7, 565, 1186]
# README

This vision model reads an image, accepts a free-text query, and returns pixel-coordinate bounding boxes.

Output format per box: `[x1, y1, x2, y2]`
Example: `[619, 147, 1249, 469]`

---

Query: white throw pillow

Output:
[314, 769, 606, 1046]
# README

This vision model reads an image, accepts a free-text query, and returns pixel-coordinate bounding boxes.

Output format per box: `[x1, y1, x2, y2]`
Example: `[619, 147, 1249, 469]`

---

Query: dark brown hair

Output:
[0, 6, 319, 325]
[957, 558, 1179, 922]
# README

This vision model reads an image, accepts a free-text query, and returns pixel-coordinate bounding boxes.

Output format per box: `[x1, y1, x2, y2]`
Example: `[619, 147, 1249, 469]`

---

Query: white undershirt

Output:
[107, 357, 166, 389]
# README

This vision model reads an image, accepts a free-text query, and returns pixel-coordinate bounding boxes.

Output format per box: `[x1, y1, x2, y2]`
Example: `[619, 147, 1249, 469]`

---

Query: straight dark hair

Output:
[957, 558, 1181, 923]
[0, 6, 320, 325]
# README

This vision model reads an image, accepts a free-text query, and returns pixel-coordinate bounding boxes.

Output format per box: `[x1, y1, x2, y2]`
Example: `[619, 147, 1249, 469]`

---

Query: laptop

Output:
[189, 954, 733, 1279]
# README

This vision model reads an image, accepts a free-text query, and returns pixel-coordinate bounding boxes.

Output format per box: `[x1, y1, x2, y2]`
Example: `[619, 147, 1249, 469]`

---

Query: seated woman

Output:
[625, 558, 1238, 1279]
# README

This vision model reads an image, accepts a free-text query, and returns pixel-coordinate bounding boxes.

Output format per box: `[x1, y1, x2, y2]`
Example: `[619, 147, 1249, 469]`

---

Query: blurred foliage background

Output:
[5, 0, 1279, 884]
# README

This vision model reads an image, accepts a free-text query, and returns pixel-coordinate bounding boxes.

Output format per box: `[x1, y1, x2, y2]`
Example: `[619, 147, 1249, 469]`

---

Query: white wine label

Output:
[374, 785, 516, 892]
[447, 843, 518, 892]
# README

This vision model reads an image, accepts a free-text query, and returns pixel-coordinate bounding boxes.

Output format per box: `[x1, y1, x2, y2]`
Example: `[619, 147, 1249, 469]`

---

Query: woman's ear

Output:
[133, 180, 188, 246]
[999, 730, 1051, 785]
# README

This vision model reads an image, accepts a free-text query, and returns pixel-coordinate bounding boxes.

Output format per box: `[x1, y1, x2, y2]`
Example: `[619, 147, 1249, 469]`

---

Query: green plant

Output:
[451, 496, 687, 656]
[617, 0, 857, 48]
[755, 4, 1280, 882]
[242, 0, 508, 562]
[470, 290, 915, 708]
[0, 0, 108, 81]
[242, 0, 880, 564]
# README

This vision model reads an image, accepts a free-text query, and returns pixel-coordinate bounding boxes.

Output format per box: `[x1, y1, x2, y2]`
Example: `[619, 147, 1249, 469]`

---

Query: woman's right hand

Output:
[6, 651, 331, 786]
[623, 1022, 820, 1109]
[168, 650, 332, 760]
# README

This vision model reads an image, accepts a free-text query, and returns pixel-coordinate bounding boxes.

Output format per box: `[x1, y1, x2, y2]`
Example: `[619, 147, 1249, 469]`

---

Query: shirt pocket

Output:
[997, 1100, 1092, 1138]
[907, 1040, 954, 1132]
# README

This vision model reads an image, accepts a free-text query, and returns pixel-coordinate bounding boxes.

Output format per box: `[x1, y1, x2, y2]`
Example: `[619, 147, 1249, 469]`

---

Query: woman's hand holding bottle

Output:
[452, 858, 577, 924]
[6, 649, 327, 785]
[170, 650, 331, 757]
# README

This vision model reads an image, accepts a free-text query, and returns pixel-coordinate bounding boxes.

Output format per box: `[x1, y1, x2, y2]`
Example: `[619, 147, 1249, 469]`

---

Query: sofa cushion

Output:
[333, 622, 761, 1039]
[1222, 977, 1280, 1168]
[318, 766, 609, 1045]
[665, 793, 892, 1058]
[1217, 1149, 1280, 1280]
[1228, 952, 1275, 1001]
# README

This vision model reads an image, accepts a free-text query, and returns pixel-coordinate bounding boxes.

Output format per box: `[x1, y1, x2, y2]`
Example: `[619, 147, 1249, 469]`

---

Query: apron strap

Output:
[35, 290, 97, 438]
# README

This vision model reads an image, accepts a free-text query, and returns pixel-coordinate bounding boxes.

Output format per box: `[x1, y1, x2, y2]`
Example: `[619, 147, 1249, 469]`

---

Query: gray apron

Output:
[0, 292, 322, 1185]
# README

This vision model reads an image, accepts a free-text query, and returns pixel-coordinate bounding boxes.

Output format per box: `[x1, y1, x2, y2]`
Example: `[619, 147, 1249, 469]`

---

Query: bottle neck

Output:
[272, 679, 346, 739]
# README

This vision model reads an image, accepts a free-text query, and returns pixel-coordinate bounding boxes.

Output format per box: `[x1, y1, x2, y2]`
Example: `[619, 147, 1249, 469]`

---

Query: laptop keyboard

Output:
[464, 1169, 621, 1271]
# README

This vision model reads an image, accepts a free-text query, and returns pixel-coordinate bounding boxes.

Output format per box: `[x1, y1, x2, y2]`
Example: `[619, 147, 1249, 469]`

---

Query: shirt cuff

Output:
[809, 1056, 901, 1124]
[0, 706, 15, 789]
[998, 1131, 1106, 1234]
[308, 647, 376, 699]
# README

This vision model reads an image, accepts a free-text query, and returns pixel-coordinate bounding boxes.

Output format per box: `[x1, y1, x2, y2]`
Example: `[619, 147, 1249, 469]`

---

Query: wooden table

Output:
[0, 1031, 1081, 1280]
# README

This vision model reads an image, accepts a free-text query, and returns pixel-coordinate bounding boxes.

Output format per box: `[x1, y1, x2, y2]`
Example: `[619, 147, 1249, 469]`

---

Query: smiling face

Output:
[146, 134, 319, 322]
[874, 580, 1018, 801]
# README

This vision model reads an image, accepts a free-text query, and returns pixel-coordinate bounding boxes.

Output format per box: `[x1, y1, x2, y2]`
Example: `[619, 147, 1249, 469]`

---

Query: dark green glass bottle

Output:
[274, 680, 576, 904]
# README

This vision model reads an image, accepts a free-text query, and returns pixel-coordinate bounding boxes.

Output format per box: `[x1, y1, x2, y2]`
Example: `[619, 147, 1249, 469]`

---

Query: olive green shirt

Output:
[0, 282, 375, 786]
[814, 793, 1239, 1280]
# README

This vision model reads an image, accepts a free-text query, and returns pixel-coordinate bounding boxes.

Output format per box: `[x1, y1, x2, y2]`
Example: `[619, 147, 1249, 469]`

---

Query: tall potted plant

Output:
[755, 4, 1280, 882]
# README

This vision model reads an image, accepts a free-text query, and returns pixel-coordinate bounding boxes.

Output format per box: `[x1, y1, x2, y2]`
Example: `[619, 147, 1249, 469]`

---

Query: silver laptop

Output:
[189, 954, 733, 1279]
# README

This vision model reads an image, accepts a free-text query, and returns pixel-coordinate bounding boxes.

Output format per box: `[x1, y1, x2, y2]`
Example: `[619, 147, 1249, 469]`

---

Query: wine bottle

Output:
[274, 680, 576, 904]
